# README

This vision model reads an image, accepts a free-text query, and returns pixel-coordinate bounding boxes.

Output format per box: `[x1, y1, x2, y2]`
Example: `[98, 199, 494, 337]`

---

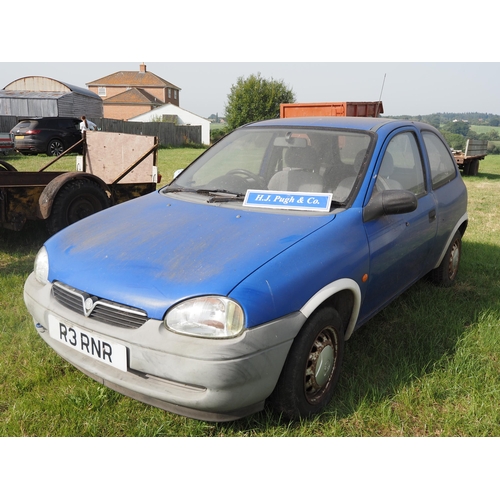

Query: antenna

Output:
[375, 73, 386, 116]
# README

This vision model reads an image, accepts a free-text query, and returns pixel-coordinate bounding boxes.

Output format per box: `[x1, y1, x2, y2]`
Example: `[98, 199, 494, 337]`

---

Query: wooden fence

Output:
[0, 116, 202, 147]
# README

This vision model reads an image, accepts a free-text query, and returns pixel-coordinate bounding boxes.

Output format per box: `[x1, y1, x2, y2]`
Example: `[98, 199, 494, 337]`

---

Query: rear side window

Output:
[61, 119, 78, 128]
[14, 121, 33, 131]
[422, 131, 457, 189]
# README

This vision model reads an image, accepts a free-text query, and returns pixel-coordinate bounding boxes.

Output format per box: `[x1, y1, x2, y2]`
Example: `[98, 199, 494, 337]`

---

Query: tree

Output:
[441, 131, 466, 151]
[443, 120, 471, 137]
[224, 73, 296, 130]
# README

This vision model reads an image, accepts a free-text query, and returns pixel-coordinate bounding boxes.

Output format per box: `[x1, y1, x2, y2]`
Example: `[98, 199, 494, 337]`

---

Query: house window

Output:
[98, 87, 106, 97]
[168, 88, 172, 99]
[174, 90, 178, 100]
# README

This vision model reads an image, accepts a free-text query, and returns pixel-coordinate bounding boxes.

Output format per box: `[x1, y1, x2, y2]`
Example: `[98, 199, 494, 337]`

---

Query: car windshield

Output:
[167, 126, 373, 204]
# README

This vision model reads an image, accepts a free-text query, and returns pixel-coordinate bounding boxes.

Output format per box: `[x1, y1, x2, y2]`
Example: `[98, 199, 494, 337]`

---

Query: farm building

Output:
[0, 76, 103, 119]
[129, 103, 211, 145]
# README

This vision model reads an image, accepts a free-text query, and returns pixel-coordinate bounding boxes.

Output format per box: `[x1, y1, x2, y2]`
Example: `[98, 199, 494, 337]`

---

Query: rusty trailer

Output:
[0, 131, 159, 234]
[452, 139, 488, 176]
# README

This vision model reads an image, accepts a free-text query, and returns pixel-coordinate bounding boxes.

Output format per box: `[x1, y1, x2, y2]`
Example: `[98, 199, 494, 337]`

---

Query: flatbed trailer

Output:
[0, 131, 159, 234]
[452, 139, 488, 176]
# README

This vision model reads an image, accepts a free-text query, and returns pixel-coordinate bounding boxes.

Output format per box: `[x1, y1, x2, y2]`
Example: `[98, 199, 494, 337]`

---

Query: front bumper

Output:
[24, 273, 305, 421]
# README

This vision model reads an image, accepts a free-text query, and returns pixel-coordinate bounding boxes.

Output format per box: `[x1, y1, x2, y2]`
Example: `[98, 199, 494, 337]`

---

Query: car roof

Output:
[17, 117, 79, 122]
[246, 116, 414, 132]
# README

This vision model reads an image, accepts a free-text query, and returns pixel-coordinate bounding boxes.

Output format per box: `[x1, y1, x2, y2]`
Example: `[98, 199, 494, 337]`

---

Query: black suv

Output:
[10, 117, 82, 156]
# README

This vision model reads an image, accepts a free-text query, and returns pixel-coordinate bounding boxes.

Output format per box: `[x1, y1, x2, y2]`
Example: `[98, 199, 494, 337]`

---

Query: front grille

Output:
[52, 281, 148, 329]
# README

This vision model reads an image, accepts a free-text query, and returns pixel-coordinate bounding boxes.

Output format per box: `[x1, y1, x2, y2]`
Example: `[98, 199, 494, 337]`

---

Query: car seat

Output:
[267, 147, 324, 192]
[330, 149, 367, 202]
[376, 152, 403, 190]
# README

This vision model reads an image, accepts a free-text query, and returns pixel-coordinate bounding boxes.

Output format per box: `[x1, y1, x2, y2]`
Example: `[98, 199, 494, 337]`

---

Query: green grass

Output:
[1, 151, 500, 436]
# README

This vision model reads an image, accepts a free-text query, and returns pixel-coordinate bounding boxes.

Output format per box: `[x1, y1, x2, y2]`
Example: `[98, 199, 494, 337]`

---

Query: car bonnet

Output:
[44, 190, 335, 319]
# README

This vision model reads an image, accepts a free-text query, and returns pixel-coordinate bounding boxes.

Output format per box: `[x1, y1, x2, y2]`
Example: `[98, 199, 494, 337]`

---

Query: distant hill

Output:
[385, 112, 500, 127]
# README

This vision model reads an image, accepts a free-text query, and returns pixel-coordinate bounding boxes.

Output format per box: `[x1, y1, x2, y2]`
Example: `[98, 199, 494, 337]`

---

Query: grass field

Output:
[1, 150, 499, 437]
[470, 124, 500, 135]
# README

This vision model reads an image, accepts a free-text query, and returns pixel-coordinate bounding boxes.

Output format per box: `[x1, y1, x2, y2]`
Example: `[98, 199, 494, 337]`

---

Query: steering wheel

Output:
[225, 169, 265, 188]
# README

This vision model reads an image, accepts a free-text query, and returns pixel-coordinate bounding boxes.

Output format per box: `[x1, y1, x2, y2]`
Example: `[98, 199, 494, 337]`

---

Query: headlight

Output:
[34, 246, 49, 284]
[165, 296, 245, 339]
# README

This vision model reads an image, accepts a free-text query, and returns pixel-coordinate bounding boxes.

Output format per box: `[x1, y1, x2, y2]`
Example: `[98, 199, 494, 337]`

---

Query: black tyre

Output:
[429, 230, 462, 287]
[0, 160, 17, 171]
[269, 307, 345, 419]
[47, 139, 65, 156]
[46, 178, 111, 235]
[469, 159, 480, 176]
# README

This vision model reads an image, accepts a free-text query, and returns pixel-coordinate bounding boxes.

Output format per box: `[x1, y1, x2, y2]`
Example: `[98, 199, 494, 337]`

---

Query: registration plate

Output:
[15, 135, 24, 140]
[48, 315, 128, 372]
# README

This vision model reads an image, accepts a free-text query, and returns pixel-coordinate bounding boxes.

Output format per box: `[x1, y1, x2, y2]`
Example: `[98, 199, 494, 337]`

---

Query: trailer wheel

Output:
[46, 178, 111, 235]
[469, 159, 480, 176]
[0, 160, 17, 171]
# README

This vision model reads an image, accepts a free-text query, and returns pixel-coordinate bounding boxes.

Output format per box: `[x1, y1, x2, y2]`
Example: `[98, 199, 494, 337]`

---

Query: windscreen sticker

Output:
[243, 190, 332, 212]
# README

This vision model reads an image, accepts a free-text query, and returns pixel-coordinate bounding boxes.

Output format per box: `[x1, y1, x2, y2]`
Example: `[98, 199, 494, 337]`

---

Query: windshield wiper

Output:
[193, 189, 245, 203]
[205, 192, 245, 203]
[164, 186, 245, 202]
[196, 189, 243, 196]
[163, 186, 197, 193]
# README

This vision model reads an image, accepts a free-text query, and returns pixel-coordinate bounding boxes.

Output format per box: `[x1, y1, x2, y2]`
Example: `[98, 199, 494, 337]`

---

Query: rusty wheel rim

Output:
[304, 326, 338, 405]
[448, 240, 460, 281]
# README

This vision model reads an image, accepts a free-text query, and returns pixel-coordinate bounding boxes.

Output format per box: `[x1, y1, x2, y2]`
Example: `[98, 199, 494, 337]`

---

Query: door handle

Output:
[429, 209, 436, 222]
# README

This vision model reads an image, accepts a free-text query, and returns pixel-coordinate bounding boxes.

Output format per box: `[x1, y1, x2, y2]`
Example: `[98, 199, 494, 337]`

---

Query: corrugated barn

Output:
[0, 76, 103, 119]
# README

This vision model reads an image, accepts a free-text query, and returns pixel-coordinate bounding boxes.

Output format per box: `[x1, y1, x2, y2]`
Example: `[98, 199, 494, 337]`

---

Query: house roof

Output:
[103, 88, 164, 105]
[87, 65, 181, 90]
[131, 102, 210, 123]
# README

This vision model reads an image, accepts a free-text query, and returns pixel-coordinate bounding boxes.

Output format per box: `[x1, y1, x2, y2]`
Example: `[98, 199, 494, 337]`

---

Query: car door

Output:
[359, 128, 438, 322]
[59, 119, 78, 144]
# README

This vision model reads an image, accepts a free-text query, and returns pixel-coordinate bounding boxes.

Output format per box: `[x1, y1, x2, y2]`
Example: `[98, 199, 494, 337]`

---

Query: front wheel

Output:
[429, 230, 462, 287]
[268, 307, 345, 419]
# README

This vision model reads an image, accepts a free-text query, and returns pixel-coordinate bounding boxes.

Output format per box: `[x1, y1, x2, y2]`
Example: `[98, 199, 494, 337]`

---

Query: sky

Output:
[2, 61, 499, 120]
[2, 1, 499, 121]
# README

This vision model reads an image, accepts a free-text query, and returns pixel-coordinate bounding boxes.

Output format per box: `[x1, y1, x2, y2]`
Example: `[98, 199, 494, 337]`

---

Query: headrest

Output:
[285, 147, 318, 170]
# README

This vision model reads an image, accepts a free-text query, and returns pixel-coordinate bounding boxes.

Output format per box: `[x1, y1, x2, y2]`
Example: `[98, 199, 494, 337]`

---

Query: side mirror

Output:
[363, 190, 418, 222]
[173, 169, 184, 179]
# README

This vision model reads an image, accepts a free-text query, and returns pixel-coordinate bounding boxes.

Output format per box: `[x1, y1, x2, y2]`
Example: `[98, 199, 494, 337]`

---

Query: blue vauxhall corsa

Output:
[24, 117, 468, 421]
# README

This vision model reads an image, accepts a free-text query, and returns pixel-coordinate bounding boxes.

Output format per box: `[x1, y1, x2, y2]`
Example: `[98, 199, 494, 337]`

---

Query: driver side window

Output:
[375, 132, 426, 196]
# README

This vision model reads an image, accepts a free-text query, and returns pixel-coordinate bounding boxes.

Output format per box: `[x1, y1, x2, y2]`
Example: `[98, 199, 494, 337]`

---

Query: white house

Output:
[129, 103, 211, 145]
